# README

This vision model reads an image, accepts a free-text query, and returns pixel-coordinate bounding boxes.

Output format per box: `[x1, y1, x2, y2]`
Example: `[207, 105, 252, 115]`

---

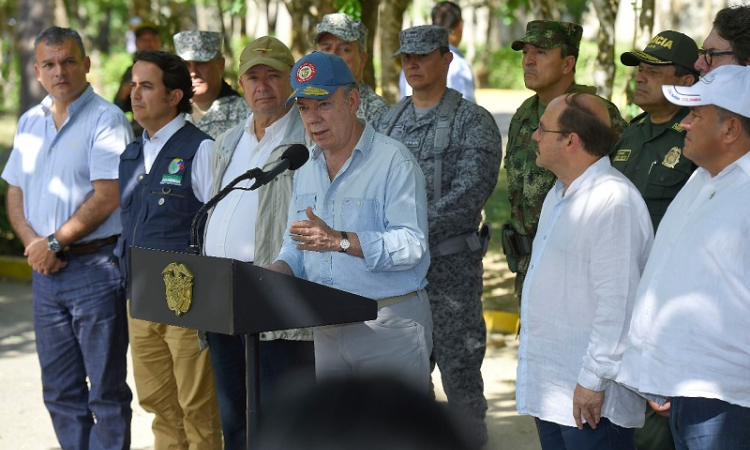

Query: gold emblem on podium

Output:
[162, 262, 194, 317]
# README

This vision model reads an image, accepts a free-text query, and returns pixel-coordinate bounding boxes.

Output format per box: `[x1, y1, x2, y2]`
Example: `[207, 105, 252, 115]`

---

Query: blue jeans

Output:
[536, 417, 636, 450]
[32, 246, 132, 450]
[206, 333, 315, 450]
[670, 396, 750, 450]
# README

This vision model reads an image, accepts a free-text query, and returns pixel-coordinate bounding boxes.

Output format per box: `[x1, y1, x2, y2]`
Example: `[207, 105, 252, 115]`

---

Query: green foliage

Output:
[334, 0, 362, 19]
[485, 46, 525, 90]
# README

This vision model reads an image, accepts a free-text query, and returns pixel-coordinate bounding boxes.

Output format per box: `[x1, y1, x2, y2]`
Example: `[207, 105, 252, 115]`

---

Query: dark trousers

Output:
[536, 417, 636, 450]
[670, 396, 750, 450]
[32, 246, 132, 450]
[206, 333, 315, 450]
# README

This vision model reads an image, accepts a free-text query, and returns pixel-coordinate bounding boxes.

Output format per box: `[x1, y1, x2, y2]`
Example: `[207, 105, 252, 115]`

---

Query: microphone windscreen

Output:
[282, 144, 310, 170]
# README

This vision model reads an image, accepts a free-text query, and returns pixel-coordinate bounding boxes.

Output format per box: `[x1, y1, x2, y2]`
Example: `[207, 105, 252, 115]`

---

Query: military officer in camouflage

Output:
[614, 30, 699, 450]
[503, 20, 628, 297]
[174, 30, 250, 138]
[372, 25, 502, 448]
[314, 13, 389, 122]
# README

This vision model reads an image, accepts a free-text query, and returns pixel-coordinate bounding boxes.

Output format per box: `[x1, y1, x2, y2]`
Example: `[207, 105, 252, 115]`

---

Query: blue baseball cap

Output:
[286, 51, 356, 106]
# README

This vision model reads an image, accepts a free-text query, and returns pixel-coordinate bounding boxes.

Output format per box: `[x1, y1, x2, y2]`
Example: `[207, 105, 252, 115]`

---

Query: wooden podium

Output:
[129, 246, 377, 449]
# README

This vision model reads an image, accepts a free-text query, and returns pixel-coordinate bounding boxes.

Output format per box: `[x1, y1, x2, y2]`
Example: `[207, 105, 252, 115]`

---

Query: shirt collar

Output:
[143, 114, 185, 143]
[244, 106, 295, 141]
[555, 157, 611, 198]
[311, 120, 372, 161]
[41, 83, 94, 117]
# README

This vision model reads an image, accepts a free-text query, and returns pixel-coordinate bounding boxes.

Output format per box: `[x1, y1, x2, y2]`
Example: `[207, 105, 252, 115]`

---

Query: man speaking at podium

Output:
[267, 51, 433, 391]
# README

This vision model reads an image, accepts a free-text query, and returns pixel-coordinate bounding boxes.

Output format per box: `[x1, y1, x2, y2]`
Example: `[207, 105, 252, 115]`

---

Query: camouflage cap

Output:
[239, 36, 295, 75]
[173, 30, 222, 62]
[621, 30, 699, 73]
[393, 25, 449, 57]
[511, 20, 583, 51]
[315, 13, 368, 50]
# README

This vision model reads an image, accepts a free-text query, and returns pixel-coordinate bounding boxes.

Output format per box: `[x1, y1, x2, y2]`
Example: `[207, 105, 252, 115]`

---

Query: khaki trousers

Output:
[128, 304, 221, 450]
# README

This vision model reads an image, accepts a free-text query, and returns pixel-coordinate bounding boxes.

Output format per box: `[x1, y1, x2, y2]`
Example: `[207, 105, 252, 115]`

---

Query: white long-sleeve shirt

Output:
[617, 152, 750, 408]
[516, 157, 653, 428]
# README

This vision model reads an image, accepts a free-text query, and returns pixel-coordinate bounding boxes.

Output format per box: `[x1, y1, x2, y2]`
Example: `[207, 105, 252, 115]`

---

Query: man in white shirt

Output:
[516, 92, 653, 449]
[118, 50, 221, 449]
[202, 36, 314, 450]
[617, 64, 750, 449]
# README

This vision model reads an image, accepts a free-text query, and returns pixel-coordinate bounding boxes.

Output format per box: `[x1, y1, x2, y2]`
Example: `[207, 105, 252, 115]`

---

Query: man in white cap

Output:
[314, 13, 389, 121]
[174, 30, 249, 138]
[617, 64, 750, 448]
[203, 36, 314, 450]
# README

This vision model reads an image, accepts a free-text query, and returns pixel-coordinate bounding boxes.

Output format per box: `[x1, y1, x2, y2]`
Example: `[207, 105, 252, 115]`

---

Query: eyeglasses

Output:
[698, 48, 735, 67]
[534, 121, 569, 136]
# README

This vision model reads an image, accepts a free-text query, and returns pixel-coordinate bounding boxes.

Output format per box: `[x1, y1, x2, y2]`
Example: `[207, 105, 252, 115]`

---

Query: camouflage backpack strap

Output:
[432, 88, 462, 201]
[381, 96, 412, 136]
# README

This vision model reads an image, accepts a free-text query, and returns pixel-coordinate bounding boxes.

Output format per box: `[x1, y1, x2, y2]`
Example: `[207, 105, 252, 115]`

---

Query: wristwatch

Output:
[47, 234, 62, 253]
[339, 231, 350, 253]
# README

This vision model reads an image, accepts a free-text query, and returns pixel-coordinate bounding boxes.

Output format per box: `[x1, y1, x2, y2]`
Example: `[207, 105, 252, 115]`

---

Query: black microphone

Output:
[249, 144, 309, 190]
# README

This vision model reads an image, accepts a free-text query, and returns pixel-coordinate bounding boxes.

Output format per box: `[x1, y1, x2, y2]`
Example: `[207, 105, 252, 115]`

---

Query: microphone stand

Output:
[188, 167, 264, 255]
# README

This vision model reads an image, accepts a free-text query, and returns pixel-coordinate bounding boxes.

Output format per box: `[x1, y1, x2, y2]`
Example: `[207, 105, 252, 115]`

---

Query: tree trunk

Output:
[16, 0, 53, 118]
[591, 0, 619, 100]
[378, 0, 410, 103]
[360, 0, 380, 90]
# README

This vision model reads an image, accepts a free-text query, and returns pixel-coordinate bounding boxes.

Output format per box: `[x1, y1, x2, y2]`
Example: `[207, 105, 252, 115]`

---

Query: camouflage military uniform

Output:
[504, 84, 628, 296]
[357, 81, 389, 122]
[314, 14, 389, 122]
[186, 80, 250, 139]
[373, 87, 502, 445]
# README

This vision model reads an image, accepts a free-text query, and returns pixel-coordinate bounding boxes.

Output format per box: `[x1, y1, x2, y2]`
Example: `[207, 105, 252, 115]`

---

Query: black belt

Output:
[59, 235, 119, 257]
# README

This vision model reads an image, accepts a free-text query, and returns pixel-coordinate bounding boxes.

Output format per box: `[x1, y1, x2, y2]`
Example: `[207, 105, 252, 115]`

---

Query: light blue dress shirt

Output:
[2, 85, 133, 241]
[276, 123, 430, 300]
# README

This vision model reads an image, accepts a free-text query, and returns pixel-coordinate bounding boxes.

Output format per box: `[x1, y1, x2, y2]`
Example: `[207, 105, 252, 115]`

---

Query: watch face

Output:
[340, 238, 351, 251]
[48, 236, 61, 252]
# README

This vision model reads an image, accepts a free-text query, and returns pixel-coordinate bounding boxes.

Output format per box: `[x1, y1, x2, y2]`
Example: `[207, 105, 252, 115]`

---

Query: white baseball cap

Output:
[662, 65, 750, 118]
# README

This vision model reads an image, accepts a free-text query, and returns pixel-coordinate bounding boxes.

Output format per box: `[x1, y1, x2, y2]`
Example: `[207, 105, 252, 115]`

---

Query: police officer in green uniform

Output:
[613, 31, 699, 232]
[502, 20, 628, 298]
[613, 30, 699, 450]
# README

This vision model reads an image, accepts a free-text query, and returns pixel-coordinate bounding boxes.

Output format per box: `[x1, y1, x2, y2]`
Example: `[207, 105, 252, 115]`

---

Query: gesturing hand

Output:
[290, 207, 340, 253]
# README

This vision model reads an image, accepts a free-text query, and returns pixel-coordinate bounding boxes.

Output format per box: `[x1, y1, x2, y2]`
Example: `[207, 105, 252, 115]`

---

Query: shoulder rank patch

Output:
[614, 149, 631, 162]
[661, 147, 681, 168]
[671, 123, 684, 133]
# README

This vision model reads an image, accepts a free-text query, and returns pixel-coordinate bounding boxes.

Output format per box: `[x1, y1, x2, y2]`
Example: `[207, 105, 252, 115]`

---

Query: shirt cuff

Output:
[577, 366, 610, 392]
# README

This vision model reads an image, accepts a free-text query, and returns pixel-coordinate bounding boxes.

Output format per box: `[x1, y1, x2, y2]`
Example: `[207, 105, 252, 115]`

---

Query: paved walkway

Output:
[0, 280, 540, 450]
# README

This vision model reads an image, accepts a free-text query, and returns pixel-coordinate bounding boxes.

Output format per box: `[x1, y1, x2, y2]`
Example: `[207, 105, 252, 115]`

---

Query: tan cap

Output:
[239, 36, 295, 75]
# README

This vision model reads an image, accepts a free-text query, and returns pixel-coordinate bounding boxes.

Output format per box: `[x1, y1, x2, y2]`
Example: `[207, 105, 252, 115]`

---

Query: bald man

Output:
[516, 93, 653, 449]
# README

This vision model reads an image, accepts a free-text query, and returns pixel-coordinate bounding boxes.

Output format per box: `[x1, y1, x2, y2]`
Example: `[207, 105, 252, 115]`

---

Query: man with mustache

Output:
[174, 30, 250, 138]
[502, 20, 628, 301]
[611, 30, 699, 450]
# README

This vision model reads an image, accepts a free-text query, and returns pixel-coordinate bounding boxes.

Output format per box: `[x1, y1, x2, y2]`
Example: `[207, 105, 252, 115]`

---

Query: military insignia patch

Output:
[662, 147, 682, 168]
[614, 149, 631, 162]
[162, 262, 194, 317]
[296, 62, 316, 83]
